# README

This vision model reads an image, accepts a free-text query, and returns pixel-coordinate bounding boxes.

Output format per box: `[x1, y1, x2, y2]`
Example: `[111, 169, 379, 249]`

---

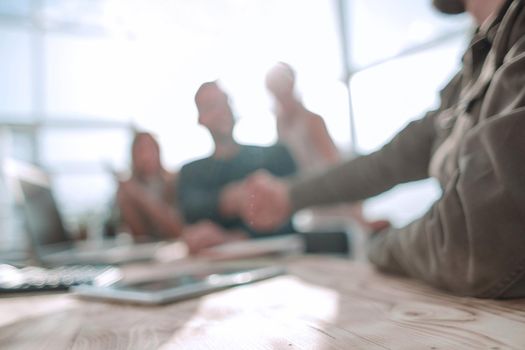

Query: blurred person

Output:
[266, 62, 340, 171]
[266, 62, 381, 232]
[177, 81, 297, 253]
[115, 132, 183, 241]
[242, 0, 525, 298]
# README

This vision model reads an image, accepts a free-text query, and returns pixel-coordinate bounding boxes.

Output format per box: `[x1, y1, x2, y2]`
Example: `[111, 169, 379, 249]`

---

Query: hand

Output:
[241, 170, 292, 231]
[364, 219, 391, 233]
[219, 182, 245, 217]
[181, 221, 229, 254]
[117, 179, 144, 202]
[349, 204, 391, 233]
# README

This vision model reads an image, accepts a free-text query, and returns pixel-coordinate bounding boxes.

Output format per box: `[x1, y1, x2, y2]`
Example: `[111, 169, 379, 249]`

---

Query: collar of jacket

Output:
[461, 0, 518, 80]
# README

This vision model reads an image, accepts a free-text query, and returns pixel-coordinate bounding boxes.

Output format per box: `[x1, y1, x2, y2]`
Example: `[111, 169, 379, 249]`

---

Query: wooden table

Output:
[1, 255, 524, 349]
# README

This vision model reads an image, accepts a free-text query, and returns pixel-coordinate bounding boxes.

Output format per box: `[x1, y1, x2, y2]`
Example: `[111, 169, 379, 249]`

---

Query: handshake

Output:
[221, 170, 390, 235]
[220, 170, 293, 232]
[182, 170, 390, 255]
[180, 170, 295, 255]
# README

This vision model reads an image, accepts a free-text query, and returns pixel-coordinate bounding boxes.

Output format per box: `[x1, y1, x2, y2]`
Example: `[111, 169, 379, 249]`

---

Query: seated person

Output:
[241, 0, 525, 298]
[177, 81, 297, 253]
[113, 132, 183, 242]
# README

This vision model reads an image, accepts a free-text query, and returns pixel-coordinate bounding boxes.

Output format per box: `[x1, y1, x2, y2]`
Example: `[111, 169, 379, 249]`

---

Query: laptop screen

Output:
[19, 178, 70, 248]
[4, 160, 71, 250]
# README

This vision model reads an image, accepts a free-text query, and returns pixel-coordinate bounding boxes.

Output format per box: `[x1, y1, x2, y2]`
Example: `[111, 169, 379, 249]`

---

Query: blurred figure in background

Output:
[266, 62, 382, 233]
[266, 62, 339, 172]
[177, 81, 297, 253]
[114, 132, 182, 242]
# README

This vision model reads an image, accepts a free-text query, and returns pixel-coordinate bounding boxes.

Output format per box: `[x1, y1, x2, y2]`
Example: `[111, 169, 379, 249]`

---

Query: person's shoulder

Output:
[268, 142, 290, 152]
[304, 109, 326, 127]
[301, 109, 330, 140]
[180, 156, 212, 173]
[243, 143, 288, 151]
[236, 144, 269, 159]
[240, 144, 272, 153]
[239, 144, 292, 159]
[265, 143, 295, 162]
[240, 144, 263, 151]
[162, 169, 178, 183]
[499, 1, 525, 57]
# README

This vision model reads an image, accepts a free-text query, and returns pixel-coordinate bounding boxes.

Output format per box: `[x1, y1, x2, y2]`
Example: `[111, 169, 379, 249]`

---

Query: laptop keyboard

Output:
[0, 264, 121, 293]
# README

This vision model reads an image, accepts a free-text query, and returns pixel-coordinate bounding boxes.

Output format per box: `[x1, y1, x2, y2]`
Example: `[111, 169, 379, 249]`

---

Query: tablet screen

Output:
[118, 267, 264, 291]
[73, 265, 285, 304]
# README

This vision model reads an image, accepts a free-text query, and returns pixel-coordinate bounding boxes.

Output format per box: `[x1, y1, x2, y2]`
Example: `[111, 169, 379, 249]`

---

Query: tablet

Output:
[72, 265, 285, 304]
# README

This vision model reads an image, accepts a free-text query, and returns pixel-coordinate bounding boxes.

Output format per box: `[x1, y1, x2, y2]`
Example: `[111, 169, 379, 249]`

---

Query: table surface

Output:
[1, 255, 524, 350]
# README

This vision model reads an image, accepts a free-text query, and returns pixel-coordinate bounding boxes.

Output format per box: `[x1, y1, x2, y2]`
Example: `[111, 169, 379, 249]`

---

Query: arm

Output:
[242, 73, 463, 231]
[289, 68, 465, 209]
[307, 113, 340, 165]
[118, 179, 183, 239]
[290, 109, 439, 210]
[117, 184, 150, 239]
[368, 39, 525, 298]
[241, 112, 440, 231]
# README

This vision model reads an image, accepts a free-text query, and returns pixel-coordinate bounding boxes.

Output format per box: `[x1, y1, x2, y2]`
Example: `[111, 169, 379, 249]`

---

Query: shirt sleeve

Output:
[367, 37, 525, 298]
[289, 110, 439, 209]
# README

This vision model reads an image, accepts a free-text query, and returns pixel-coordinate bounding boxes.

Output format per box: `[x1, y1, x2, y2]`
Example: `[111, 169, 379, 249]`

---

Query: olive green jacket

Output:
[290, 0, 525, 298]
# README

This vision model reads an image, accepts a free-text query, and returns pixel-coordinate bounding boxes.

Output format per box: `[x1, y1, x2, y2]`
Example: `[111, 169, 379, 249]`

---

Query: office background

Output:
[0, 0, 471, 249]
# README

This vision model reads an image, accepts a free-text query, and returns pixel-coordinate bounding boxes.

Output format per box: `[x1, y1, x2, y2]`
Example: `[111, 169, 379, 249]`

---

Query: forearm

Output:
[138, 195, 183, 238]
[117, 189, 150, 238]
[122, 183, 183, 238]
[290, 113, 437, 211]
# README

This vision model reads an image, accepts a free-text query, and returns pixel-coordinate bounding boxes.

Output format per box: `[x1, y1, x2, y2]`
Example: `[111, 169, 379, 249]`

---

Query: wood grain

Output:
[0, 256, 524, 349]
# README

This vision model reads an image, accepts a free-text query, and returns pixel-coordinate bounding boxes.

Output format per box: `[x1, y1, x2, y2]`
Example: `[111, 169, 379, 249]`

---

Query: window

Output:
[342, 0, 472, 226]
[0, 28, 32, 117]
[0, 0, 473, 231]
[0, 0, 346, 224]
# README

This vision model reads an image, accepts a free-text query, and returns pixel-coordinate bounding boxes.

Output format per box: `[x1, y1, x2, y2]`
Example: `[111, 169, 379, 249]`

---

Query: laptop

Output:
[3, 159, 165, 267]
